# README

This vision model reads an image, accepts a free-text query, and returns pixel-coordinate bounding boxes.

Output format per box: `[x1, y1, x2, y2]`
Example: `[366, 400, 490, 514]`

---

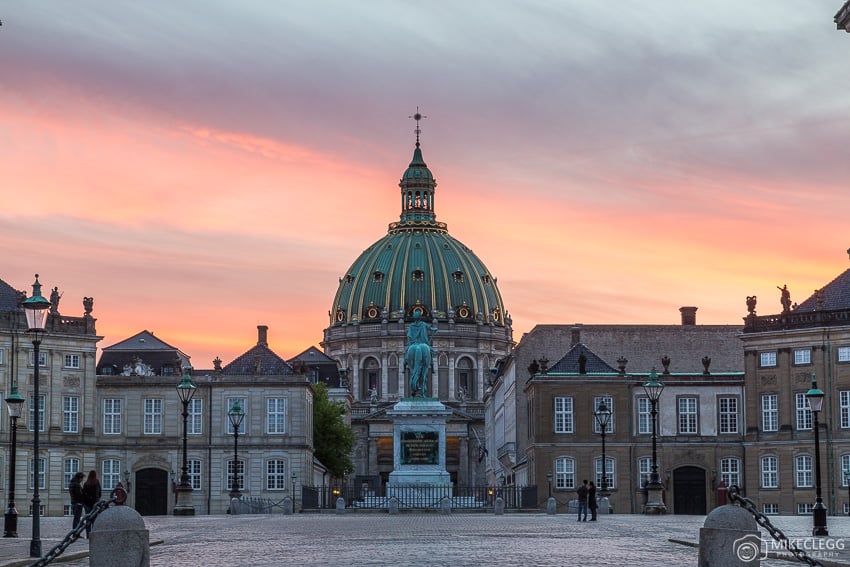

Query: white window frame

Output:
[554, 456, 575, 490]
[720, 457, 741, 487]
[840, 391, 850, 429]
[143, 398, 163, 435]
[30, 457, 46, 490]
[63, 354, 81, 369]
[226, 398, 247, 435]
[795, 455, 813, 488]
[638, 457, 652, 488]
[841, 454, 850, 487]
[103, 399, 122, 435]
[760, 351, 777, 367]
[592, 396, 614, 434]
[678, 397, 698, 434]
[637, 397, 651, 435]
[102, 459, 121, 490]
[594, 457, 615, 490]
[28, 395, 45, 432]
[760, 456, 778, 489]
[793, 348, 812, 365]
[188, 398, 203, 435]
[63, 396, 79, 433]
[554, 397, 574, 434]
[266, 459, 287, 490]
[718, 397, 739, 434]
[795, 393, 812, 430]
[188, 459, 202, 491]
[227, 459, 245, 491]
[761, 394, 779, 432]
[64, 458, 80, 490]
[763, 503, 779, 515]
[798, 502, 813, 515]
[266, 398, 287, 434]
[29, 350, 47, 367]
[838, 346, 850, 363]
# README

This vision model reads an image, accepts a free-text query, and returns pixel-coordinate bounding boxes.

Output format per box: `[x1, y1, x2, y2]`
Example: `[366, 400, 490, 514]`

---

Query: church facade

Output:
[321, 124, 514, 488]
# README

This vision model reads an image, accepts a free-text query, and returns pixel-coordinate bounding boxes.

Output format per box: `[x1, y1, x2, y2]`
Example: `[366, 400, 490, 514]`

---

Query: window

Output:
[592, 396, 614, 434]
[718, 397, 738, 434]
[143, 399, 163, 435]
[102, 459, 121, 490]
[188, 398, 203, 435]
[226, 398, 246, 435]
[29, 350, 47, 367]
[795, 393, 812, 430]
[760, 351, 777, 367]
[30, 457, 45, 490]
[760, 456, 778, 488]
[637, 398, 652, 435]
[411, 270, 424, 281]
[761, 394, 779, 432]
[678, 397, 698, 434]
[554, 397, 574, 434]
[763, 503, 779, 515]
[839, 347, 850, 363]
[840, 391, 850, 429]
[28, 395, 45, 432]
[266, 398, 287, 434]
[595, 457, 615, 490]
[554, 457, 575, 490]
[720, 457, 741, 487]
[0, 349, 4, 365]
[64, 354, 81, 369]
[103, 399, 122, 435]
[227, 460, 245, 492]
[63, 396, 79, 433]
[188, 459, 202, 491]
[64, 458, 80, 490]
[638, 457, 653, 488]
[795, 455, 813, 488]
[793, 349, 811, 365]
[266, 459, 287, 490]
[841, 454, 850, 486]
[798, 502, 813, 515]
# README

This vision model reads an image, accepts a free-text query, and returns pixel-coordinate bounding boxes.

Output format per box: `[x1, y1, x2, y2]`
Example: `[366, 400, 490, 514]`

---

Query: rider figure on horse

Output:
[405, 310, 437, 397]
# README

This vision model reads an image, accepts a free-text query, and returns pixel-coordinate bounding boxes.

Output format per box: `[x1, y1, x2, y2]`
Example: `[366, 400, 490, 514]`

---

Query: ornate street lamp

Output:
[227, 400, 245, 499]
[642, 369, 666, 514]
[174, 368, 197, 516]
[806, 377, 828, 536]
[593, 400, 612, 497]
[3, 384, 25, 538]
[22, 275, 49, 557]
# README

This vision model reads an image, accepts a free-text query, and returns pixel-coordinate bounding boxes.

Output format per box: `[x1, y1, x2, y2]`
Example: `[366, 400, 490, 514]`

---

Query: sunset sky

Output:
[2, 2, 849, 368]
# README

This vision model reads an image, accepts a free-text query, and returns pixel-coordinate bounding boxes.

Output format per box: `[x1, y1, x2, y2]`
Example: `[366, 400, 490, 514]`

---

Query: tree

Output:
[312, 382, 354, 478]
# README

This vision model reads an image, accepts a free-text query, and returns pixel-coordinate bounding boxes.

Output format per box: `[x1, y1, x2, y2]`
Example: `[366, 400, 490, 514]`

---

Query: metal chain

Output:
[28, 495, 117, 567]
[727, 485, 824, 567]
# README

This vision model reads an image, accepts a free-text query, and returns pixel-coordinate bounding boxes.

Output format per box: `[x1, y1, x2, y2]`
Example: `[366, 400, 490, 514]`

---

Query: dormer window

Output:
[373, 271, 384, 283]
[482, 275, 491, 285]
[412, 270, 424, 282]
[452, 270, 464, 283]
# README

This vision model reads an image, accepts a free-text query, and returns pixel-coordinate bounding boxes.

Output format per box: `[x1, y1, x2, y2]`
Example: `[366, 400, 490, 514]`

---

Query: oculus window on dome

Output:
[412, 269, 424, 281]
[365, 304, 381, 320]
[456, 304, 472, 319]
[372, 271, 384, 283]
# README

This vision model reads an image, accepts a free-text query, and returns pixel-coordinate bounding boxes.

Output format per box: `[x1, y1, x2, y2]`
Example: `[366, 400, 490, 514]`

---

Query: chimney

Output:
[257, 325, 269, 346]
[570, 325, 582, 346]
[680, 307, 697, 326]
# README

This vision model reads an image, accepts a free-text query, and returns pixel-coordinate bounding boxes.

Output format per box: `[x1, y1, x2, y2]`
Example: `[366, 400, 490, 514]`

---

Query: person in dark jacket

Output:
[588, 481, 598, 521]
[69, 472, 85, 530]
[81, 470, 102, 538]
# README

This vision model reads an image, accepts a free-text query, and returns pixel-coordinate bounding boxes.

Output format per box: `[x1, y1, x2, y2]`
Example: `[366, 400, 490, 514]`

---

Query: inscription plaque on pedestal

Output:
[400, 431, 438, 465]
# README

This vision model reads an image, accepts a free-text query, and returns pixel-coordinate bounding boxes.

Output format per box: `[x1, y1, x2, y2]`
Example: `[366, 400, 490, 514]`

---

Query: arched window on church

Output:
[361, 357, 380, 402]
[456, 357, 475, 401]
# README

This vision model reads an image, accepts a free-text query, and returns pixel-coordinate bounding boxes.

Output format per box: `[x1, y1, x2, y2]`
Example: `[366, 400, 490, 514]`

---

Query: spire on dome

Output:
[409, 106, 427, 147]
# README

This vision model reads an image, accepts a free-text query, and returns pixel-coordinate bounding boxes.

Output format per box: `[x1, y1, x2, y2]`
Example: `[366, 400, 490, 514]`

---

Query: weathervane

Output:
[409, 106, 427, 146]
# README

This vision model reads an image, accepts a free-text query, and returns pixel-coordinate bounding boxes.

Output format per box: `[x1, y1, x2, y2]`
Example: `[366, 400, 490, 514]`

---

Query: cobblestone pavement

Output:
[1, 512, 848, 566]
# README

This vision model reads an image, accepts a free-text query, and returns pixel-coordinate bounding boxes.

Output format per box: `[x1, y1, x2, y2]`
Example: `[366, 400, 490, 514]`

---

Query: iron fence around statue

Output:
[300, 484, 538, 510]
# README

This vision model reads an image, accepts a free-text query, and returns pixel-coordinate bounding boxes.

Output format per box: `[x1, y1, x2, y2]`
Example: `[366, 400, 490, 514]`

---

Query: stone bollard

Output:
[546, 496, 557, 515]
[284, 496, 294, 515]
[336, 496, 346, 514]
[494, 496, 505, 515]
[89, 506, 150, 567]
[440, 496, 452, 515]
[387, 497, 399, 515]
[598, 496, 610, 515]
[230, 497, 241, 515]
[698, 505, 760, 567]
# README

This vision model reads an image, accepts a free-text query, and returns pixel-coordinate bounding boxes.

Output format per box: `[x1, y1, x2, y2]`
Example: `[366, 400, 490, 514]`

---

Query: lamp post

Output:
[227, 400, 245, 499]
[806, 378, 828, 536]
[593, 400, 612, 497]
[173, 368, 197, 516]
[3, 384, 24, 538]
[22, 275, 49, 557]
[642, 369, 666, 514]
[291, 472, 297, 511]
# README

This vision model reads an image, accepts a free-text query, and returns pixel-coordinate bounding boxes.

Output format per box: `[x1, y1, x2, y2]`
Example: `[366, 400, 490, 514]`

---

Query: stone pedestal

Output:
[90, 506, 150, 567]
[699, 505, 760, 566]
[643, 483, 667, 515]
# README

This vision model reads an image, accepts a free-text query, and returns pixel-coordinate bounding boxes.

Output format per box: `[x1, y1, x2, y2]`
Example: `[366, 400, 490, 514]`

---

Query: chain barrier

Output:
[28, 484, 127, 567]
[233, 495, 291, 514]
[727, 485, 824, 567]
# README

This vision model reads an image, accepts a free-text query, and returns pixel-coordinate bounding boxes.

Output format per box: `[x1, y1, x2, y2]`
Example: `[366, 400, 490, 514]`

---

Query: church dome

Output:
[329, 138, 508, 328]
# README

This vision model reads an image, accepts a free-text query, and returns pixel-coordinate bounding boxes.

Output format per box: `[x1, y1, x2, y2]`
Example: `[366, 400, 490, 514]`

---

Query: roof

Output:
[101, 330, 183, 352]
[545, 343, 619, 374]
[0, 278, 21, 312]
[222, 344, 293, 376]
[795, 268, 850, 312]
[96, 330, 191, 375]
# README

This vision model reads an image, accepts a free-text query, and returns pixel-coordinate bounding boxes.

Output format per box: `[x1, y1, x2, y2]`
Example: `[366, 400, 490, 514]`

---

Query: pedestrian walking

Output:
[576, 479, 588, 521]
[588, 481, 598, 521]
[81, 470, 102, 538]
[69, 472, 85, 530]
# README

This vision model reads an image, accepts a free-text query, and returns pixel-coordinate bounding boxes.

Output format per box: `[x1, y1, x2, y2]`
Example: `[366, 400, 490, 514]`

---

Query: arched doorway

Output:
[672, 466, 706, 515]
[134, 468, 169, 516]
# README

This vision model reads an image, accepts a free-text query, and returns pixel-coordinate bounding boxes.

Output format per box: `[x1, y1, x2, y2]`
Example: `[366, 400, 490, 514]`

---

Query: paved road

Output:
[1, 512, 848, 566]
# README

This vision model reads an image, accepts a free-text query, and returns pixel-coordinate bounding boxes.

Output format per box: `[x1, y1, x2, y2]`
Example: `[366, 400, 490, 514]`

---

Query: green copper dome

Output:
[330, 142, 508, 327]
